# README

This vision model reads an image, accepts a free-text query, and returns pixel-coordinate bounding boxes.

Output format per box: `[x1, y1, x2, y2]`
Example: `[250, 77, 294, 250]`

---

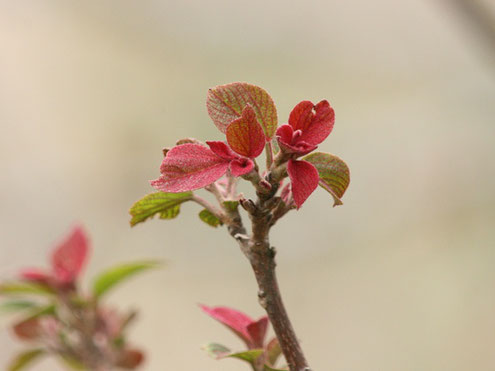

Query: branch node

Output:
[234, 233, 249, 242]
[257, 290, 267, 309]
[239, 198, 257, 214]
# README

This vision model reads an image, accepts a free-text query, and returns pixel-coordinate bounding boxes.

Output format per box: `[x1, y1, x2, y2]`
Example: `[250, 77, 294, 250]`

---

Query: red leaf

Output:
[117, 348, 145, 369]
[229, 158, 254, 177]
[288, 100, 334, 146]
[51, 226, 89, 284]
[287, 160, 319, 208]
[20, 268, 50, 284]
[199, 304, 253, 347]
[226, 105, 266, 158]
[246, 316, 269, 348]
[13, 318, 41, 341]
[151, 144, 230, 192]
[275, 124, 317, 156]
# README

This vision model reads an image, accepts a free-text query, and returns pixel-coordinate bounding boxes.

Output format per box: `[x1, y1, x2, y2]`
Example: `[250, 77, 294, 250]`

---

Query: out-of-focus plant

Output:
[0, 225, 159, 371]
[130, 82, 350, 371]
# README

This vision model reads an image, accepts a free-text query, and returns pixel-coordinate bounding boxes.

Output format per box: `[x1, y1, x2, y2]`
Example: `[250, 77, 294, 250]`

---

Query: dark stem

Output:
[222, 187, 311, 371]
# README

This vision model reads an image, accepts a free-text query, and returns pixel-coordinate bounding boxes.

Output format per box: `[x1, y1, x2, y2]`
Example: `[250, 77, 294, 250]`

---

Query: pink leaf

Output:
[51, 225, 89, 283]
[206, 141, 238, 161]
[287, 160, 319, 208]
[226, 105, 266, 158]
[246, 316, 269, 348]
[229, 158, 254, 177]
[199, 304, 253, 347]
[288, 100, 334, 146]
[151, 144, 230, 192]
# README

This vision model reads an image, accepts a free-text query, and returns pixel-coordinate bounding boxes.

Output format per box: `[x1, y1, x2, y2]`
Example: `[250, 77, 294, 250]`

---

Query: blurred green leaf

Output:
[92, 261, 161, 298]
[202, 343, 231, 359]
[59, 356, 86, 370]
[8, 349, 45, 371]
[24, 305, 56, 321]
[199, 209, 223, 228]
[0, 282, 53, 296]
[222, 200, 239, 212]
[303, 152, 350, 206]
[0, 300, 38, 314]
[129, 192, 193, 226]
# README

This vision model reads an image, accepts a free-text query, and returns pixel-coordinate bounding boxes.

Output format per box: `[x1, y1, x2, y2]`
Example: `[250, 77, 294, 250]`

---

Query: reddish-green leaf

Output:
[129, 191, 193, 226]
[207, 82, 278, 138]
[226, 105, 266, 158]
[303, 152, 350, 206]
[8, 349, 45, 371]
[266, 337, 282, 366]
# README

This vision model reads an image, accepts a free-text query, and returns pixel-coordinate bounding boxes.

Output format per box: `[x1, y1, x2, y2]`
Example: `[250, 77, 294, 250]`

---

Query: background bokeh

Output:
[1, 1, 494, 370]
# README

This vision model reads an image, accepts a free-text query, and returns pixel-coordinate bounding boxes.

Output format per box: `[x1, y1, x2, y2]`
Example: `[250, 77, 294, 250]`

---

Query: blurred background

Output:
[1, 0, 494, 370]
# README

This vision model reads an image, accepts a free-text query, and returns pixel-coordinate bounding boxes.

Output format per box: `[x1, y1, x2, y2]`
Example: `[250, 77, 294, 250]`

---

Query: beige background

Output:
[1, 1, 494, 370]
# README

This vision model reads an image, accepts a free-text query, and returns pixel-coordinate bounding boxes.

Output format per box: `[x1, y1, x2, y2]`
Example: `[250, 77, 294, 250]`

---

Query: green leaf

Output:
[303, 152, 350, 206]
[199, 209, 223, 228]
[228, 349, 264, 363]
[207, 82, 278, 138]
[0, 282, 53, 296]
[92, 261, 161, 298]
[129, 192, 193, 226]
[202, 343, 231, 359]
[0, 300, 38, 314]
[222, 200, 239, 212]
[8, 349, 45, 371]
